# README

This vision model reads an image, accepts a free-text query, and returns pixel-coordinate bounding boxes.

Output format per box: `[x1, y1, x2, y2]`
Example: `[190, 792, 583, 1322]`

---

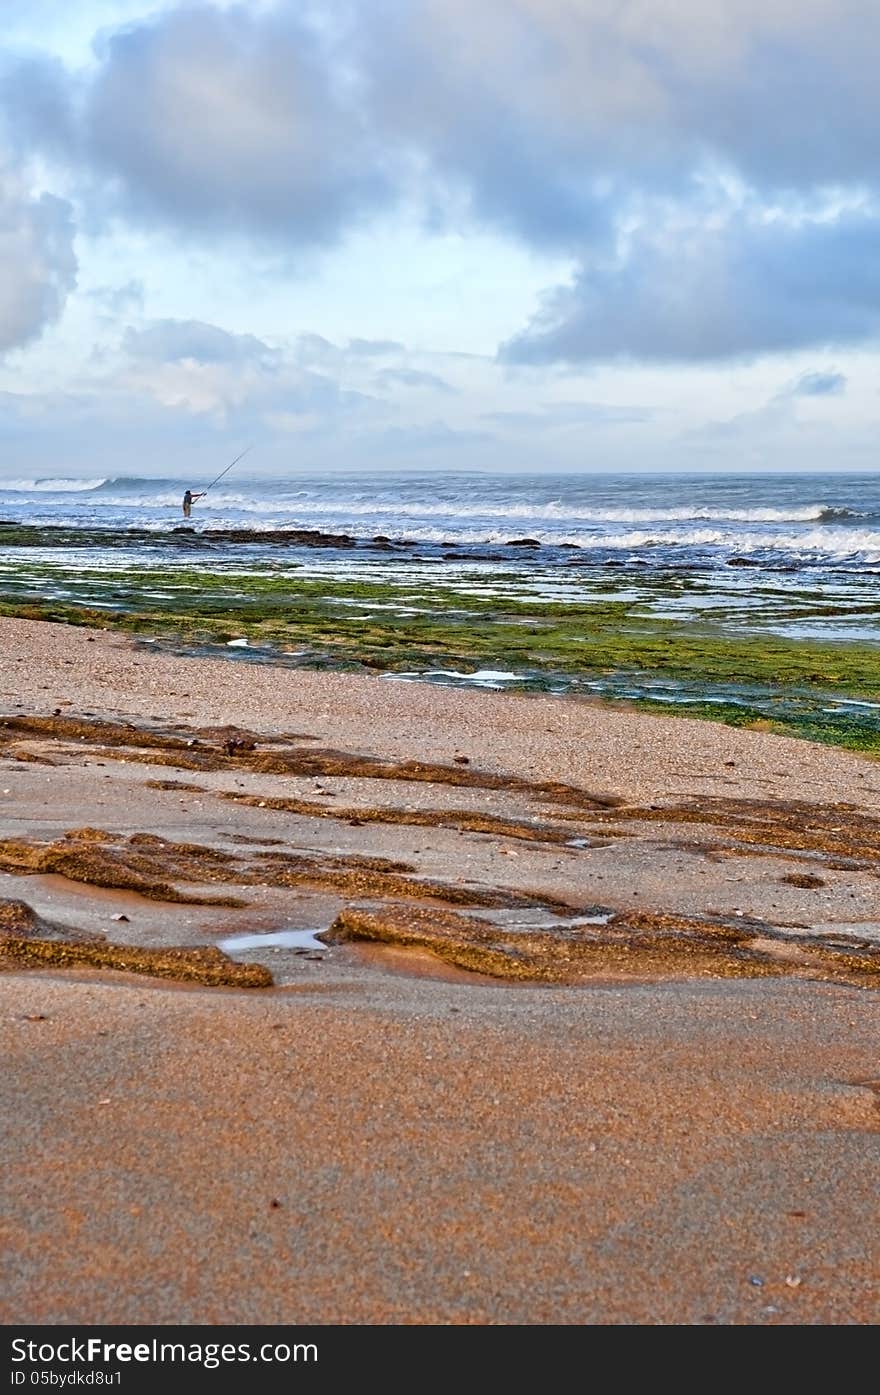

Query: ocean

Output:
[2, 469, 880, 569]
[1, 469, 879, 745]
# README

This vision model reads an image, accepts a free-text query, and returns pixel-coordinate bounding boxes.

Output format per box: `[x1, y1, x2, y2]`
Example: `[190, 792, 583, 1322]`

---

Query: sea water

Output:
[2, 469, 880, 570]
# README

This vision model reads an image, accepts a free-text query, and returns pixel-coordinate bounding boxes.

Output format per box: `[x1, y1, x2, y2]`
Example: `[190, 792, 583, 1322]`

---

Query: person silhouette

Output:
[182, 489, 206, 518]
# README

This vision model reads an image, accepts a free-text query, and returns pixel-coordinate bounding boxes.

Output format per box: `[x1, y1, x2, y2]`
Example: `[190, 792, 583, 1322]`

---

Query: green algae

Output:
[2, 548, 879, 754]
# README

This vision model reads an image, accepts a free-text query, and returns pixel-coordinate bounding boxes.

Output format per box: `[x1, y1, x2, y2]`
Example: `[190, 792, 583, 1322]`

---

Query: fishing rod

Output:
[202, 444, 253, 495]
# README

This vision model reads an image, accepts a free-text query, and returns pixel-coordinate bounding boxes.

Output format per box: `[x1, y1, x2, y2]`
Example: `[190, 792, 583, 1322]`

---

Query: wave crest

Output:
[0, 477, 108, 493]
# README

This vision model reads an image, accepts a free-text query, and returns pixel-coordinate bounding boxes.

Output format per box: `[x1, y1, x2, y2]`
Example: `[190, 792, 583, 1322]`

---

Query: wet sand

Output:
[1, 617, 879, 1324]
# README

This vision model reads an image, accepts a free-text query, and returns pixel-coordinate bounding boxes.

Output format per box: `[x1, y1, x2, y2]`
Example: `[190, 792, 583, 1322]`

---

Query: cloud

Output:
[291, 334, 459, 394]
[291, 333, 341, 368]
[10, 3, 880, 239]
[0, 169, 76, 354]
[0, 54, 74, 157]
[87, 278, 145, 316]
[117, 316, 378, 425]
[5, 2, 880, 363]
[346, 338, 405, 357]
[124, 318, 281, 368]
[365, 420, 493, 453]
[689, 398, 792, 442]
[485, 401, 650, 429]
[502, 202, 880, 364]
[786, 369, 848, 397]
[691, 366, 847, 442]
[355, 0, 880, 208]
[375, 367, 456, 393]
[4, 5, 393, 248]
[353, 0, 880, 360]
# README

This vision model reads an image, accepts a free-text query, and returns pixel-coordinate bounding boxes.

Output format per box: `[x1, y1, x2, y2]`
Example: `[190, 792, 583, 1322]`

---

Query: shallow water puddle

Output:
[218, 929, 328, 953]
[389, 667, 521, 689]
[485, 909, 613, 932]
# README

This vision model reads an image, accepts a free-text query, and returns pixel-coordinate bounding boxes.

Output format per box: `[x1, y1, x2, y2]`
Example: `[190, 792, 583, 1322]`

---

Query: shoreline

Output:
[2, 614, 879, 1323]
[4, 615, 879, 799]
[1, 528, 879, 754]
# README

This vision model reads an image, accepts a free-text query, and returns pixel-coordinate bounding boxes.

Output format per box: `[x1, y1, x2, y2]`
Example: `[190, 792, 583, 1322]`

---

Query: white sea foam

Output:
[186, 519, 880, 558]
[99, 513, 880, 559]
[531, 525, 880, 558]
[43, 487, 864, 526]
[428, 668, 518, 681]
[391, 668, 520, 687]
[259, 499, 855, 524]
[0, 476, 108, 493]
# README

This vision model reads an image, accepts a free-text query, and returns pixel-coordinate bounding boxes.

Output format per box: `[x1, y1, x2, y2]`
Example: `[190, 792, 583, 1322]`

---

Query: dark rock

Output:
[505, 538, 541, 547]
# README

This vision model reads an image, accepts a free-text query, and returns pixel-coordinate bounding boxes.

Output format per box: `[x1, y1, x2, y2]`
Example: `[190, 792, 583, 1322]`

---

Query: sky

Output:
[1, 0, 879, 478]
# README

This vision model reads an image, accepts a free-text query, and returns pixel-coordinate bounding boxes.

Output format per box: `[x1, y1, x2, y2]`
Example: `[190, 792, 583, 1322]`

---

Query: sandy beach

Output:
[6, 0, 880, 1339]
[2, 616, 879, 1324]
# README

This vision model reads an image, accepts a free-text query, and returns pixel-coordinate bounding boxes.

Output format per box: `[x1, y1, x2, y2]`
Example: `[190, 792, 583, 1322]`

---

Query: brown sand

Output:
[3, 617, 880, 808]
[1, 617, 879, 1324]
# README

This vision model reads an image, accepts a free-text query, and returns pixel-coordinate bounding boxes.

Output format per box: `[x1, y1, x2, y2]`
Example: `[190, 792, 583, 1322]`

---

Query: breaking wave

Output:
[346, 522, 880, 560]
[2, 471, 878, 564]
[0, 477, 109, 493]
[246, 500, 863, 524]
[91, 493, 870, 523]
[120, 517, 880, 560]
[1, 476, 869, 525]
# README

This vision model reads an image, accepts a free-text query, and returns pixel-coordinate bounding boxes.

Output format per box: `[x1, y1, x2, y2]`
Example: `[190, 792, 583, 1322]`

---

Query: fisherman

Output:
[181, 488, 205, 519]
[182, 447, 251, 519]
